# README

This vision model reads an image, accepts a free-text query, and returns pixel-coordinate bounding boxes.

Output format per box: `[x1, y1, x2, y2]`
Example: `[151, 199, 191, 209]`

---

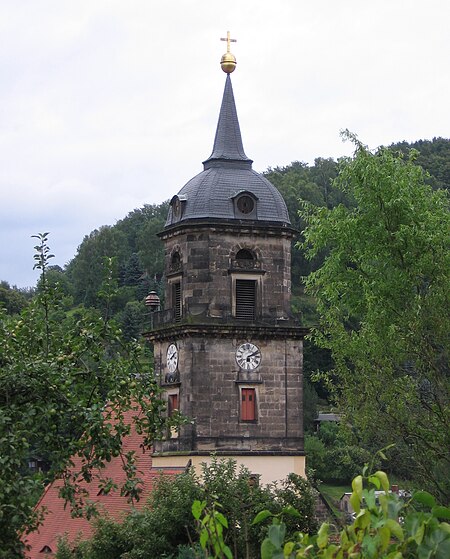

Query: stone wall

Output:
[161, 223, 293, 320]
[154, 333, 303, 454]
[152, 221, 304, 457]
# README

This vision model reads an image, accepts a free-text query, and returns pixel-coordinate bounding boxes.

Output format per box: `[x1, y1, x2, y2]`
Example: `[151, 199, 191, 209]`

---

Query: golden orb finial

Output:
[220, 31, 237, 74]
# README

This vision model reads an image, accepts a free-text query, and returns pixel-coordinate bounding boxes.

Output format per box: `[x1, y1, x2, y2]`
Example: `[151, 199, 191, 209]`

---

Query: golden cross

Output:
[220, 31, 236, 53]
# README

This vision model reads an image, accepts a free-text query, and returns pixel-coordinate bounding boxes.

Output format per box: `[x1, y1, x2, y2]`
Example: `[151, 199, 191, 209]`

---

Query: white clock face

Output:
[167, 343, 178, 373]
[236, 342, 261, 370]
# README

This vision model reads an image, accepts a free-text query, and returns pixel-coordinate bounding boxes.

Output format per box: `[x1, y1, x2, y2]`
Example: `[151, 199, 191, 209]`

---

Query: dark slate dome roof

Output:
[165, 75, 291, 228]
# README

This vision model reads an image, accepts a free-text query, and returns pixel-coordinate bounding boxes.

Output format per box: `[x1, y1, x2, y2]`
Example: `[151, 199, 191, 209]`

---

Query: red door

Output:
[241, 388, 256, 421]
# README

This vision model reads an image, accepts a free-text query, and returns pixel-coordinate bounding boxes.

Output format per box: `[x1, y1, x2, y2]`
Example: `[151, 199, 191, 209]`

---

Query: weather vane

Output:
[220, 31, 237, 74]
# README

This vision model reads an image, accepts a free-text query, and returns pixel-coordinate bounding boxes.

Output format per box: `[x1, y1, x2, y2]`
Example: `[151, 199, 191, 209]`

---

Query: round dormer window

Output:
[237, 195, 254, 214]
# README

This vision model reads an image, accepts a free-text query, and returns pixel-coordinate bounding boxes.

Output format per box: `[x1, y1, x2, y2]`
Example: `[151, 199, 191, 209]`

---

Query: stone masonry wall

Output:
[155, 333, 303, 453]
[162, 224, 293, 319]
[153, 222, 303, 455]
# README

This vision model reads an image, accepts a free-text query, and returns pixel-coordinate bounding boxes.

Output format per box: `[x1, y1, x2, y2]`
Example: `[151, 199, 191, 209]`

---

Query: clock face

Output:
[166, 343, 178, 373]
[236, 342, 261, 370]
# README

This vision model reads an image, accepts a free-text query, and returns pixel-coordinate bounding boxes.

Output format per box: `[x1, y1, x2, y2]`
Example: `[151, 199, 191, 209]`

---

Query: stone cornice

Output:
[144, 322, 308, 342]
[158, 218, 298, 240]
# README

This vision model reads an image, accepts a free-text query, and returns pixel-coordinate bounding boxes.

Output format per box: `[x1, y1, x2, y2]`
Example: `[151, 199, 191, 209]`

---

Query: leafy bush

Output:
[254, 468, 450, 559]
[272, 473, 318, 536]
[57, 459, 318, 559]
[323, 445, 372, 483]
[304, 435, 326, 478]
[315, 422, 339, 447]
[74, 471, 201, 559]
[199, 458, 277, 558]
[305, 432, 372, 484]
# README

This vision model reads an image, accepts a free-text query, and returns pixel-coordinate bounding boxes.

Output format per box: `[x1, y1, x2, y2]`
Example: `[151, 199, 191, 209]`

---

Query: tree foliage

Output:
[0, 281, 30, 315]
[264, 159, 341, 285]
[2, 139, 448, 553]
[305, 422, 374, 484]
[0, 234, 174, 556]
[65, 202, 168, 310]
[65, 226, 128, 307]
[391, 137, 450, 191]
[300, 133, 450, 501]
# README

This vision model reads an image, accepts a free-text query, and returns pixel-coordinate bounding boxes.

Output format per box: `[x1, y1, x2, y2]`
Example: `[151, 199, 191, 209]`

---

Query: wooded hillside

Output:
[2, 137, 449, 429]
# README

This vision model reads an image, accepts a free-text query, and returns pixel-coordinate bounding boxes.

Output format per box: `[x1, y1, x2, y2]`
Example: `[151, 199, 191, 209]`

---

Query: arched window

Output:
[231, 248, 261, 320]
[171, 251, 181, 271]
[236, 249, 254, 261]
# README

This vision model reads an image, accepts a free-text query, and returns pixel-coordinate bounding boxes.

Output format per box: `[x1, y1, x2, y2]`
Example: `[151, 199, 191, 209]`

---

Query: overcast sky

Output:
[1, 0, 449, 288]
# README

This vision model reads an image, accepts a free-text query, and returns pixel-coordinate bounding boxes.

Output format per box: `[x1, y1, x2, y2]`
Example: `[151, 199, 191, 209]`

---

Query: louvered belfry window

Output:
[172, 282, 181, 322]
[236, 279, 256, 320]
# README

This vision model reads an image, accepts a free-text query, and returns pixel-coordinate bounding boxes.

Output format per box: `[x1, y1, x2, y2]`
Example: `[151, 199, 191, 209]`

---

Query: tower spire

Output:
[203, 34, 252, 168]
[203, 75, 252, 168]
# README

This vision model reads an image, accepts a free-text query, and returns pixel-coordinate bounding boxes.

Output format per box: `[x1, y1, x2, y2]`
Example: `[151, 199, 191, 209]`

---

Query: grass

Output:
[319, 483, 351, 519]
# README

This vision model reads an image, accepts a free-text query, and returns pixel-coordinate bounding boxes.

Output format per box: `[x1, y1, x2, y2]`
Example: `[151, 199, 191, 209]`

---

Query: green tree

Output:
[136, 206, 167, 282]
[66, 226, 128, 307]
[300, 133, 450, 501]
[0, 281, 29, 315]
[64, 202, 168, 315]
[119, 300, 147, 341]
[36, 265, 73, 300]
[0, 234, 173, 557]
[116, 202, 169, 255]
[391, 137, 450, 191]
[120, 252, 143, 287]
[305, 422, 373, 484]
[303, 379, 319, 433]
[265, 158, 344, 286]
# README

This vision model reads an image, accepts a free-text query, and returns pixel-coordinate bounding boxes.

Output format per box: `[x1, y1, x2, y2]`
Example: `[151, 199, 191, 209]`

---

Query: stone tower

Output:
[147, 43, 306, 484]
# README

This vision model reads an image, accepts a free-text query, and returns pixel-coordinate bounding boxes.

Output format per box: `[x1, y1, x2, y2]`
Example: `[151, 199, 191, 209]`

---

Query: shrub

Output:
[272, 473, 318, 536]
[255, 469, 450, 559]
[304, 435, 326, 479]
[323, 445, 372, 483]
[57, 459, 318, 559]
[197, 458, 278, 559]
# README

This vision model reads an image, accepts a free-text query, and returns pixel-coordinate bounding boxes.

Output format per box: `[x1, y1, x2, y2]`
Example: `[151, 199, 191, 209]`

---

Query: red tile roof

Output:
[24, 410, 184, 558]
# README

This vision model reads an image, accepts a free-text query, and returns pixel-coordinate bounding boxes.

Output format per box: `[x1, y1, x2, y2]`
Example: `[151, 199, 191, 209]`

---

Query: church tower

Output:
[147, 35, 306, 484]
